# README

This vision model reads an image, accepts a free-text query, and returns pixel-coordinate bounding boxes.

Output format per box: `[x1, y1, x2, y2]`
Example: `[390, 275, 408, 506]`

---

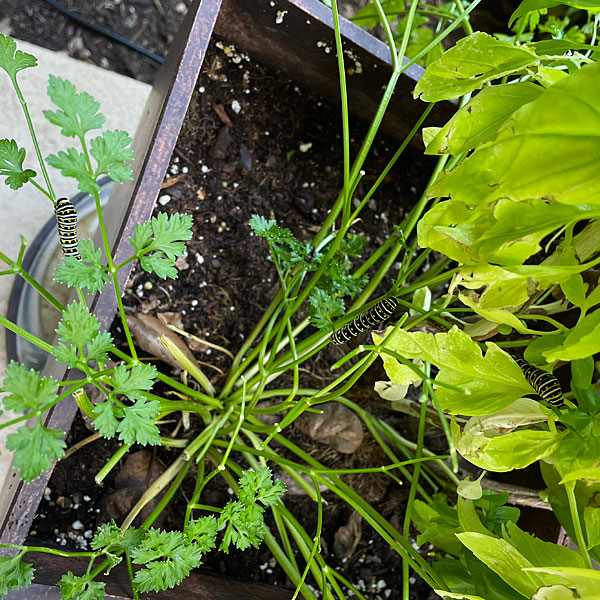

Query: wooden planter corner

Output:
[0, 0, 453, 596]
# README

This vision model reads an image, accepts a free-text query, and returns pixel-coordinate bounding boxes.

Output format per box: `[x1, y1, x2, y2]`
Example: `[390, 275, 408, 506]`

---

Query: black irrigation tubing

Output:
[41, 0, 164, 64]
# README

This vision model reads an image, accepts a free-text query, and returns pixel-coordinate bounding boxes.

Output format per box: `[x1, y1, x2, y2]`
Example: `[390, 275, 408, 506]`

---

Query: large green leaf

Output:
[425, 82, 544, 156]
[418, 199, 600, 266]
[544, 310, 600, 361]
[374, 326, 530, 415]
[457, 532, 549, 597]
[414, 32, 538, 102]
[428, 62, 600, 207]
[455, 424, 563, 471]
[525, 568, 600, 596]
[502, 521, 586, 569]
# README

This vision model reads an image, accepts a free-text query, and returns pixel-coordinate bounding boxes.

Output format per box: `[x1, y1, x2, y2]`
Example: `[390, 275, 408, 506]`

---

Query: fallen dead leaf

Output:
[333, 511, 362, 558]
[101, 451, 167, 527]
[126, 312, 200, 371]
[297, 402, 364, 454]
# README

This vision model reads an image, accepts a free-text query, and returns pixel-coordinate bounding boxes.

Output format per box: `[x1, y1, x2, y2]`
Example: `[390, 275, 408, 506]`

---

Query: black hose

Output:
[41, 0, 164, 64]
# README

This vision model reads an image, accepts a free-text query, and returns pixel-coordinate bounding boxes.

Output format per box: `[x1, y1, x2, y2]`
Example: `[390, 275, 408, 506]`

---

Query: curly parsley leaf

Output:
[219, 468, 286, 553]
[249, 214, 310, 269]
[184, 517, 218, 551]
[308, 289, 345, 330]
[54, 240, 112, 293]
[6, 421, 66, 481]
[90, 130, 133, 183]
[238, 467, 287, 508]
[2, 361, 58, 413]
[52, 331, 114, 369]
[0, 34, 37, 80]
[59, 572, 106, 600]
[51, 343, 80, 368]
[140, 252, 178, 280]
[0, 139, 36, 190]
[0, 555, 35, 596]
[46, 147, 98, 194]
[117, 397, 161, 446]
[132, 530, 205, 593]
[218, 501, 264, 553]
[44, 75, 106, 138]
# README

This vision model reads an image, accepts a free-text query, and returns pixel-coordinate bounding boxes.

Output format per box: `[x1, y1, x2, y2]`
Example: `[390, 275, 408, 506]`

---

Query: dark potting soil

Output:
[25, 18, 441, 600]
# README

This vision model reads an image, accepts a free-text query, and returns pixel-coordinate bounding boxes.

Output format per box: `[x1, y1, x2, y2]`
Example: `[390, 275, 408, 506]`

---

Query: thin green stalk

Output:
[95, 443, 131, 484]
[402, 366, 430, 600]
[0, 251, 65, 312]
[272, 506, 300, 573]
[125, 553, 141, 600]
[79, 147, 137, 361]
[0, 314, 54, 355]
[330, 0, 351, 219]
[564, 481, 593, 569]
[10, 76, 56, 199]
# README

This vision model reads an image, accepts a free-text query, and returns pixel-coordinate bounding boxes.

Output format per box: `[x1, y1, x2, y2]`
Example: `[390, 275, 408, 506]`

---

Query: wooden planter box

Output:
[0, 0, 453, 596]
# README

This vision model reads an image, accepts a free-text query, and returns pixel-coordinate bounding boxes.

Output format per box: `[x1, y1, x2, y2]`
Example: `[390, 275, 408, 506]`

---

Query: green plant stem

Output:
[0, 251, 65, 312]
[402, 366, 430, 600]
[0, 544, 95, 558]
[9, 76, 56, 199]
[564, 480, 593, 568]
[0, 314, 54, 355]
[125, 553, 141, 600]
[330, 0, 351, 219]
[95, 443, 131, 484]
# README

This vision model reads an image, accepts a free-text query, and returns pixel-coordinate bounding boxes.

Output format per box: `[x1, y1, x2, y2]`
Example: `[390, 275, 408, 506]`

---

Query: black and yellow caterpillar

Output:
[331, 297, 398, 345]
[515, 357, 563, 406]
[54, 197, 81, 260]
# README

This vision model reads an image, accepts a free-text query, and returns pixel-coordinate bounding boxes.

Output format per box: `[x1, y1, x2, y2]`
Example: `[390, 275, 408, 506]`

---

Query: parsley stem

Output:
[0, 314, 53, 354]
[79, 133, 138, 361]
[10, 77, 56, 200]
[0, 250, 65, 313]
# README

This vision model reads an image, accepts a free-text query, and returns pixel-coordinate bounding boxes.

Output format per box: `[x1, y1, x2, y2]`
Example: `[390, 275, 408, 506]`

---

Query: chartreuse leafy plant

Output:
[363, 2, 600, 599]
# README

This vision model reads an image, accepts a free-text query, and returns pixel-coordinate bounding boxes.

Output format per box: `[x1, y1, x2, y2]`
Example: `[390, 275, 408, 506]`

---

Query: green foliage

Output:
[46, 147, 97, 194]
[44, 75, 106, 138]
[53, 240, 112, 292]
[351, 1, 443, 66]
[219, 467, 286, 553]
[2, 361, 58, 413]
[414, 32, 538, 102]
[0, 555, 35, 596]
[250, 214, 367, 329]
[6, 421, 66, 482]
[59, 572, 106, 600]
[115, 397, 161, 446]
[131, 530, 205, 593]
[0, 139, 36, 190]
[90, 130, 134, 183]
[91, 521, 144, 554]
[0, 33, 37, 80]
[373, 326, 531, 415]
[130, 212, 194, 279]
[308, 288, 345, 330]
